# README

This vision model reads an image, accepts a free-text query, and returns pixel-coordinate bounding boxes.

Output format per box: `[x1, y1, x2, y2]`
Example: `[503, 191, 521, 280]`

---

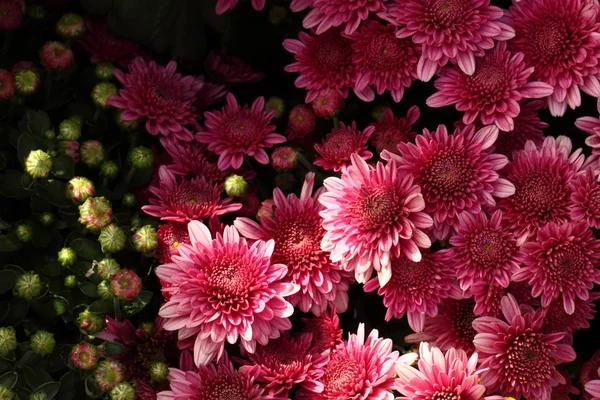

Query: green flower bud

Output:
[64, 275, 77, 288]
[0, 327, 17, 356]
[94, 359, 125, 392]
[100, 160, 119, 180]
[44, 129, 56, 140]
[77, 309, 105, 335]
[58, 247, 77, 267]
[15, 69, 41, 96]
[97, 280, 114, 300]
[109, 382, 135, 400]
[30, 330, 55, 356]
[58, 119, 82, 141]
[66, 176, 95, 203]
[130, 215, 142, 231]
[265, 96, 285, 119]
[122, 193, 136, 207]
[56, 13, 86, 39]
[29, 391, 47, 400]
[0, 385, 16, 400]
[69, 114, 84, 127]
[25, 150, 52, 179]
[98, 224, 126, 253]
[52, 297, 67, 315]
[79, 197, 112, 231]
[16, 224, 33, 242]
[115, 110, 140, 131]
[97, 258, 120, 281]
[139, 321, 155, 338]
[27, 5, 46, 20]
[149, 362, 169, 383]
[92, 82, 117, 109]
[128, 146, 154, 169]
[95, 62, 114, 80]
[38, 212, 55, 226]
[224, 175, 248, 197]
[132, 225, 157, 253]
[80, 140, 105, 168]
[14, 272, 42, 301]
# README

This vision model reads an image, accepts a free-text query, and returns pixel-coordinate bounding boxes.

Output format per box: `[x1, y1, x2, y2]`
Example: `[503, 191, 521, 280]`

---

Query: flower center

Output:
[512, 168, 569, 222]
[205, 253, 253, 305]
[467, 229, 509, 266]
[390, 257, 434, 294]
[430, 0, 469, 26]
[170, 181, 215, 209]
[321, 130, 359, 159]
[432, 391, 460, 400]
[312, 31, 353, 71]
[224, 114, 263, 147]
[351, 185, 403, 231]
[588, 187, 600, 210]
[547, 242, 588, 285]
[272, 212, 326, 273]
[323, 357, 362, 395]
[530, 17, 570, 63]
[366, 32, 404, 68]
[506, 331, 553, 383]
[445, 298, 477, 351]
[425, 151, 473, 197]
[204, 374, 247, 400]
[467, 61, 508, 99]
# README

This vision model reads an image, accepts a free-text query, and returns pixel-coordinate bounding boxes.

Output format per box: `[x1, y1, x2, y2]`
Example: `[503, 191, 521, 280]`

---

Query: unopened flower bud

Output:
[58, 247, 77, 267]
[139, 321, 155, 337]
[0, 385, 16, 399]
[109, 382, 135, 400]
[70, 342, 99, 370]
[371, 104, 389, 121]
[100, 161, 119, 179]
[256, 199, 276, 222]
[98, 224, 126, 253]
[95, 62, 114, 80]
[132, 225, 157, 253]
[30, 330, 55, 356]
[40, 42, 74, 71]
[66, 177, 95, 203]
[0, 327, 17, 356]
[15, 69, 41, 96]
[38, 212, 55, 226]
[92, 82, 117, 109]
[77, 309, 105, 335]
[44, 129, 55, 140]
[94, 360, 125, 392]
[265, 96, 285, 119]
[16, 224, 32, 242]
[58, 119, 81, 141]
[97, 258, 120, 281]
[64, 275, 77, 288]
[128, 146, 153, 169]
[115, 110, 139, 131]
[25, 149, 52, 178]
[150, 362, 169, 383]
[97, 280, 114, 300]
[271, 146, 298, 171]
[27, 5, 46, 20]
[122, 193, 136, 207]
[110, 270, 141, 301]
[80, 140, 105, 168]
[56, 13, 86, 39]
[14, 271, 42, 301]
[312, 91, 344, 118]
[224, 175, 248, 197]
[58, 140, 79, 162]
[287, 105, 316, 139]
[79, 197, 112, 231]
[52, 297, 67, 315]
[69, 114, 84, 127]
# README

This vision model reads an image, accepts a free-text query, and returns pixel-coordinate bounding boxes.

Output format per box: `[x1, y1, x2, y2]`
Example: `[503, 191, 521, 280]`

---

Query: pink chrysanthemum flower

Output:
[296, 324, 405, 400]
[385, 124, 514, 241]
[155, 222, 190, 264]
[370, 106, 419, 155]
[235, 173, 352, 315]
[363, 252, 462, 332]
[582, 351, 600, 398]
[514, 222, 600, 314]
[238, 332, 328, 397]
[497, 136, 585, 245]
[156, 221, 299, 366]
[291, 0, 313, 12]
[576, 102, 600, 155]
[142, 166, 241, 223]
[469, 281, 538, 318]
[427, 42, 554, 132]
[447, 210, 524, 290]
[406, 297, 477, 353]
[303, 0, 387, 35]
[473, 294, 577, 399]
[159, 138, 230, 184]
[552, 368, 581, 400]
[157, 355, 269, 400]
[384, 0, 514, 81]
[78, 21, 143, 67]
[193, 76, 227, 111]
[319, 153, 433, 286]
[302, 307, 344, 354]
[504, 0, 600, 116]
[196, 93, 286, 170]
[109, 58, 203, 141]
[205, 50, 264, 83]
[395, 342, 491, 400]
[571, 168, 600, 229]
[215, 0, 264, 14]
[586, 375, 600, 400]
[314, 122, 374, 172]
[544, 293, 600, 344]
[494, 100, 547, 159]
[347, 21, 420, 102]
[284, 29, 356, 103]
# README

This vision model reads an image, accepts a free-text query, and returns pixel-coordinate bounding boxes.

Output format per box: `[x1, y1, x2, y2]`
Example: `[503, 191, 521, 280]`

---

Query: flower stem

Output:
[113, 297, 121, 322]
[333, 116, 340, 130]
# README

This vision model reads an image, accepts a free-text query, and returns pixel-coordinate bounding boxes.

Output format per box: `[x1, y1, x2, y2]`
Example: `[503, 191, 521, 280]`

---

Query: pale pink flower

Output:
[314, 121, 373, 172]
[303, 0, 387, 35]
[369, 106, 419, 155]
[571, 168, 600, 229]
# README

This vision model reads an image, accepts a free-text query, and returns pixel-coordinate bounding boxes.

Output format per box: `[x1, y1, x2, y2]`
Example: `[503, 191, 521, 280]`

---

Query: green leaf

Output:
[0, 371, 18, 389]
[88, 299, 113, 315]
[0, 170, 33, 199]
[51, 156, 74, 180]
[57, 372, 75, 400]
[5, 298, 29, 326]
[36, 180, 72, 208]
[33, 381, 60, 400]
[19, 110, 52, 139]
[0, 234, 24, 253]
[31, 224, 53, 248]
[122, 290, 153, 318]
[22, 366, 53, 390]
[84, 375, 104, 398]
[0, 359, 11, 375]
[0, 220, 9, 230]
[79, 282, 99, 298]
[0, 302, 9, 323]
[17, 351, 42, 368]
[17, 133, 37, 165]
[43, 263, 64, 278]
[0, 270, 18, 294]
[101, 342, 124, 356]
[70, 239, 103, 261]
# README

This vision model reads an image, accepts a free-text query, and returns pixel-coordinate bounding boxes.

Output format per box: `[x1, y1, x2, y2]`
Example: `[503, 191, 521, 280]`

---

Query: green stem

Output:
[113, 297, 121, 322]
[296, 151, 315, 172]
[333, 116, 340, 130]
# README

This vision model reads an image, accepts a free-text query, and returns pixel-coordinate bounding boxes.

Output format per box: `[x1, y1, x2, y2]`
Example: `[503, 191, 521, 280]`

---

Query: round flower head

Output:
[92, 82, 118, 108]
[271, 146, 298, 171]
[142, 166, 241, 222]
[448, 210, 524, 290]
[395, 342, 489, 400]
[265, 97, 286, 119]
[40, 42, 74, 71]
[110, 382, 135, 400]
[497, 136, 585, 245]
[0, 385, 14, 399]
[25, 150, 52, 179]
[204, 50, 264, 84]
[108, 58, 203, 141]
[0, 0, 22, 30]
[302, 0, 387, 35]
[14, 68, 40, 96]
[78, 22, 142, 67]
[348, 21, 420, 102]
[99, 224, 126, 253]
[571, 168, 600, 229]
[235, 173, 353, 315]
[0, 327, 17, 356]
[56, 13, 86, 39]
[385, 0, 514, 81]
[77, 309, 106, 335]
[0, 69, 15, 99]
[284, 28, 355, 103]
[544, 292, 600, 344]
[387, 124, 514, 241]
[132, 225, 158, 253]
[196, 93, 286, 170]
[94, 359, 126, 392]
[473, 294, 576, 399]
[97, 258, 120, 281]
[79, 197, 113, 231]
[314, 121, 373, 172]
[296, 324, 402, 400]
[514, 222, 600, 314]
[319, 153, 433, 286]
[157, 355, 268, 400]
[494, 100, 547, 159]
[504, 0, 600, 116]
[287, 104, 316, 140]
[364, 252, 461, 332]
[70, 342, 99, 370]
[302, 307, 343, 354]
[110, 270, 142, 300]
[159, 138, 230, 184]
[312, 90, 343, 118]
[155, 222, 190, 264]
[155, 221, 299, 366]
[238, 332, 328, 397]
[427, 42, 554, 131]
[30, 330, 55, 356]
[14, 271, 42, 301]
[369, 106, 419, 155]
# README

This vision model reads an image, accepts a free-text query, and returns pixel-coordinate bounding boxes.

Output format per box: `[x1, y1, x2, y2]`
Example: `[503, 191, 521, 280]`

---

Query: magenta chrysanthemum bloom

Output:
[347, 21, 420, 102]
[447, 210, 524, 290]
[363, 252, 461, 332]
[78, 22, 143, 67]
[196, 93, 286, 170]
[302, 0, 387, 35]
[514, 222, 600, 314]
[586, 376, 600, 400]
[302, 307, 344, 354]
[552, 368, 581, 400]
[427, 42, 554, 132]
[159, 138, 229, 184]
[319, 153, 433, 286]
[296, 324, 402, 400]
[238, 332, 328, 397]
[314, 122, 373, 172]
[284, 29, 355, 103]
[395, 342, 490, 400]
[497, 136, 585, 245]
[215, 0, 264, 14]
[369, 106, 419, 155]
[155, 222, 190, 265]
[469, 281, 538, 318]
[156, 221, 299, 366]
[473, 294, 577, 399]
[544, 292, 600, 344]
[504, 0, 600, 116]
[193, 76, 227, 111]
[157, 355, 269, 400]
[576, 102, 600, 155]
[384, 0, 514, 81]
[108, 58, 203, 141]
[235, 173, 352, 315]
[494, 100, 547, 159]
[205, 50, 264, 84]
[385, 124, 514, 240]
[571, 168, 600, 229]
[142, 166, 241, 223]
[406, 297, 477, 353]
